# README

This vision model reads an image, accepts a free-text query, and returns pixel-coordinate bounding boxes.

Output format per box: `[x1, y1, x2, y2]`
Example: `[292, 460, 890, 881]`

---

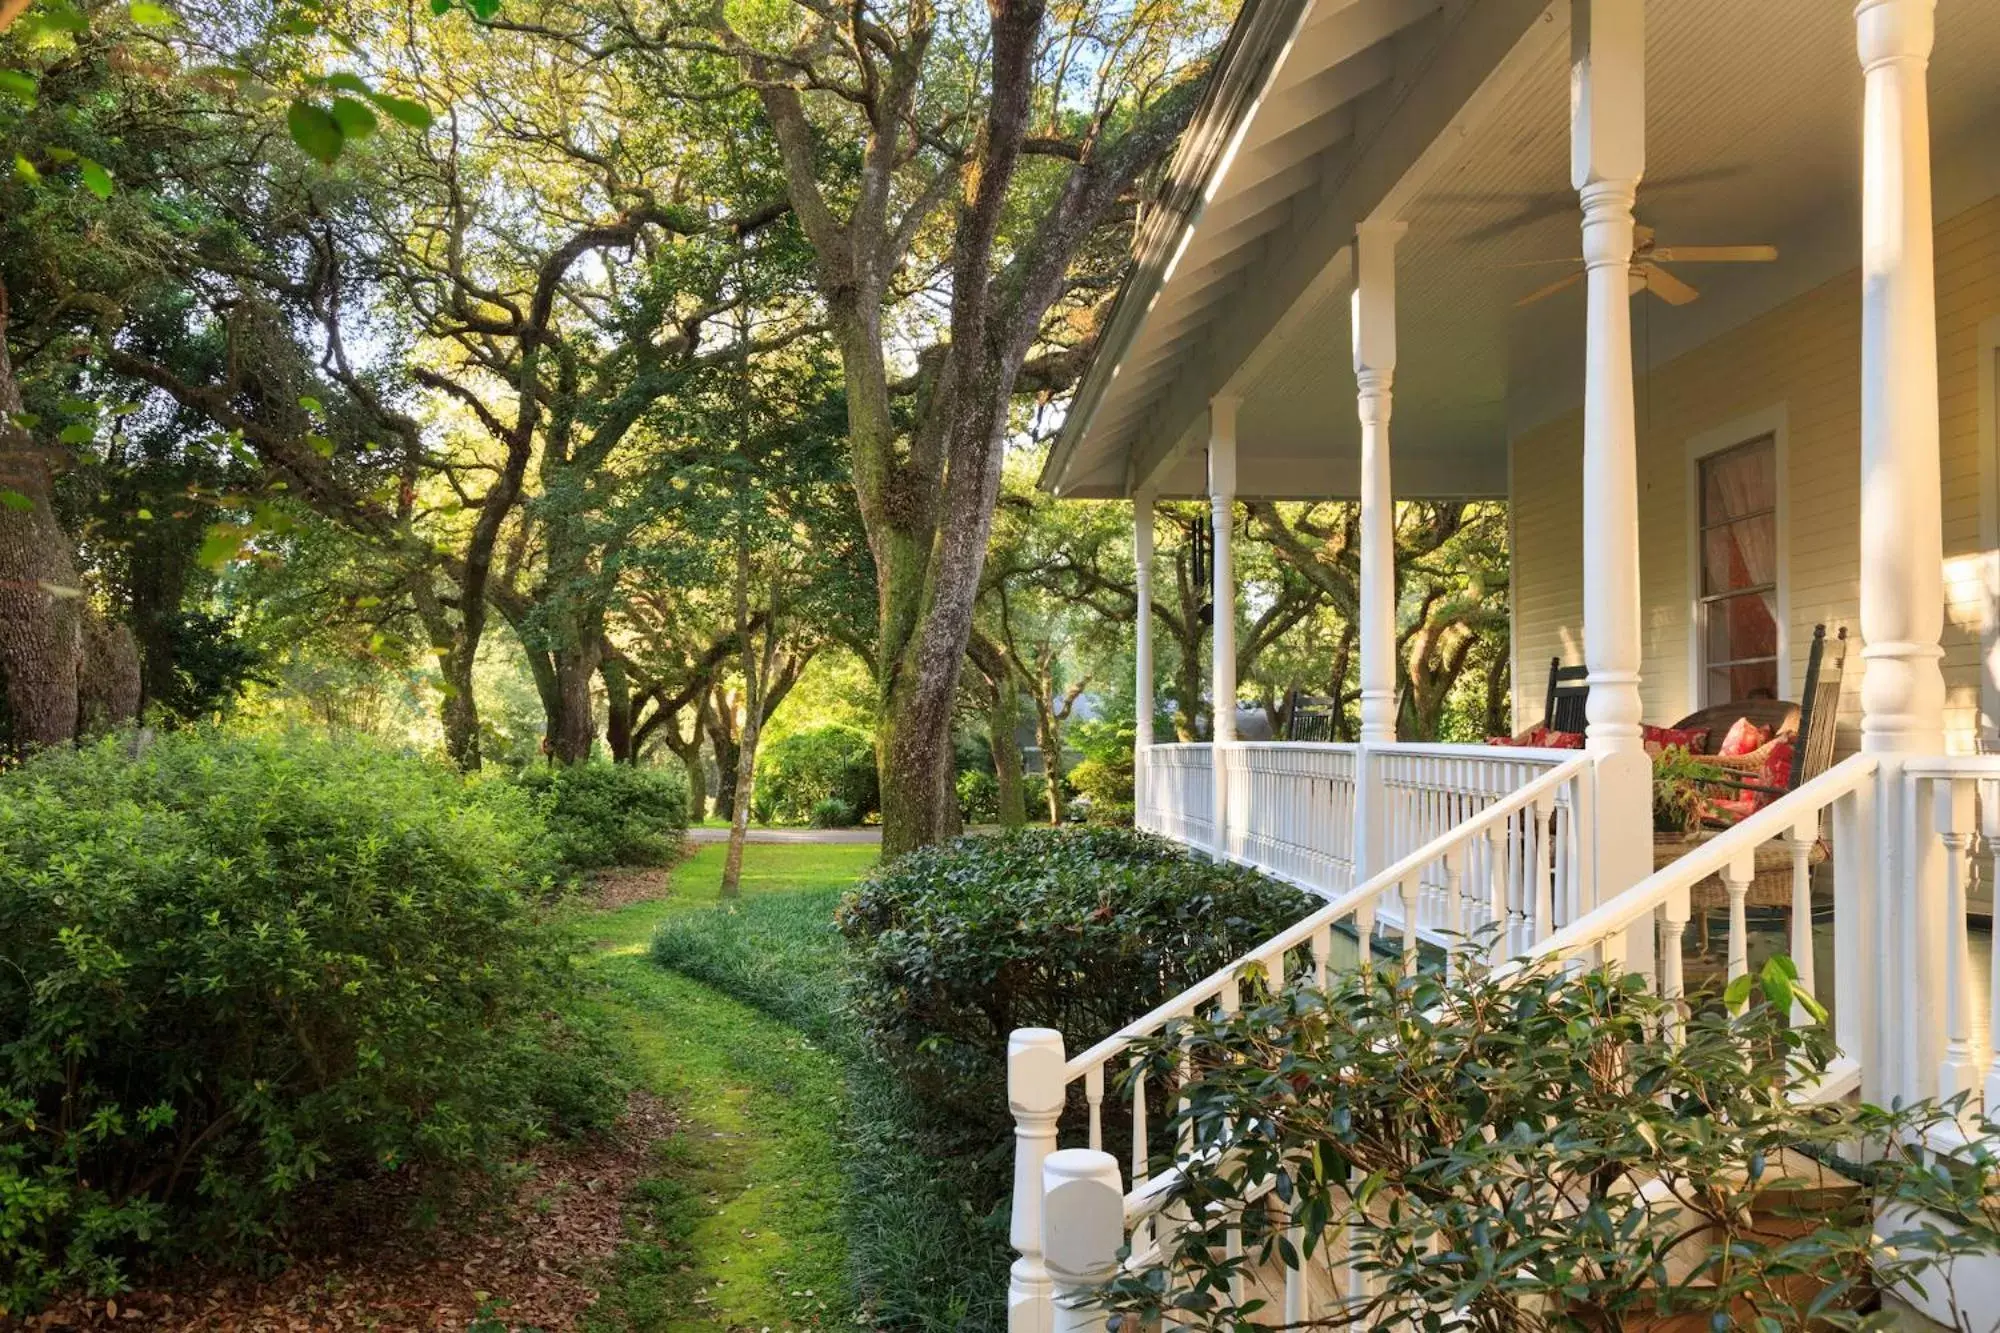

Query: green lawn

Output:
[577, 843, 877, 1331]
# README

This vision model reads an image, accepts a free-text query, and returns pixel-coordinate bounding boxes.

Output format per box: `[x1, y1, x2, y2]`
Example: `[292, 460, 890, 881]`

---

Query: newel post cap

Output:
[1009, 1028, 1068, 1117]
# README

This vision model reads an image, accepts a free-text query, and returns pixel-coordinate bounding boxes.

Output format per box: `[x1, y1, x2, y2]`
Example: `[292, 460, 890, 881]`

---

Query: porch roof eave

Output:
[1039, 0, 1566, 504]
[1034, 0, 1314, 502]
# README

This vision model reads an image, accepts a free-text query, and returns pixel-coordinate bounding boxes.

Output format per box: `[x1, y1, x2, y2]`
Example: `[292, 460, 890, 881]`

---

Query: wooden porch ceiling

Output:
[1045, 0, 2000, 504]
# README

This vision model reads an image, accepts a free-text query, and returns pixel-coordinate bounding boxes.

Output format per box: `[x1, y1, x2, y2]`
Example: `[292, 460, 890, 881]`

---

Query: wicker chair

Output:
[1654, 625, 1849, 928]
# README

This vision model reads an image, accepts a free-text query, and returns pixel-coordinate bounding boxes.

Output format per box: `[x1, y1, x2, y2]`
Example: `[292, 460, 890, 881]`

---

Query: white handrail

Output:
[1063, 753, 1594, 1080]
[1527, 752, 1879, 965]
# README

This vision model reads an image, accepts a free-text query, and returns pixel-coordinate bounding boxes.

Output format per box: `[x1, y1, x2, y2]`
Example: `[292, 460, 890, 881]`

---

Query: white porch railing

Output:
[1372, 742, 1593, 944]
[1135, 743, 1212, 848]
[1007, 755, 1593, 1330]
[1010, 751, 1900, 1330]
[1215, 742, 1358, 895]
[1136, 740, 1585, 942]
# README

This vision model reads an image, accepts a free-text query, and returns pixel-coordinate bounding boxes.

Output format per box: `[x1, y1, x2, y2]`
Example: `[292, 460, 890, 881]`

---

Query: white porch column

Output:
[1571, 0, 1653, 953]
[1133, 491, 1156, 826]
[1210, 400, 1239, 856]
[1354, 221, 1404, 746]
[1856, 0, 1947, 1104]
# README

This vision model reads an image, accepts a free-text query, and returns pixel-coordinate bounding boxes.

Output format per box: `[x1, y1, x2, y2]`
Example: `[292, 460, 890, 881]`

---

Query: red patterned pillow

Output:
[1488, 727, 1547, 747]
[1543, 730, 1586, 749]
[1642, 724, 1707, 753]
[1703, 793, 1758, 825]
[1749, 736, 1796, 810]
[1716, 717, 1770, 758]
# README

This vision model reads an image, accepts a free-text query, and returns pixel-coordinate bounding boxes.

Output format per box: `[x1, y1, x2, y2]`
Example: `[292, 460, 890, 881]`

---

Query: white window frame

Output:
[1685, 405, 1791, 711]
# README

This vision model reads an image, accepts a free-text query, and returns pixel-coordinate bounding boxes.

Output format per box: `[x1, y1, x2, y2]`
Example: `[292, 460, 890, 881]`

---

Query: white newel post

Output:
[1210, 399, 1239, 858]
[1134, 493, 1156, 830]
[1352, 223, 1403, 879]
[1571, 0, 1652, 971]
[1008, 1028, 1067, 1333]
[1856, 0, 1947, 1106]
[1042, 1150, 1123, 1333]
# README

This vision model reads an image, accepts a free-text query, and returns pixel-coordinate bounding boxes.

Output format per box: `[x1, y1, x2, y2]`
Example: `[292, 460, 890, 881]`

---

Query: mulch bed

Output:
[14, 1094, 678, 1333]
[584, 865, 676, 913]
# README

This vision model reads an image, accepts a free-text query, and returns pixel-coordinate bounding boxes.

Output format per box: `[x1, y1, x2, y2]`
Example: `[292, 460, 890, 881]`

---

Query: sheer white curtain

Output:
[1704, 444, 1778, 619]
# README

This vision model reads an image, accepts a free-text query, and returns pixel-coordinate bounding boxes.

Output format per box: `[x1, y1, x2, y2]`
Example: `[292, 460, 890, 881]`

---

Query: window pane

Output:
[1701, 516, 1778, 595]
[1708, 660, 1780, 705]
[1704, 590, 1778, 668]
[1702, 437, 1775, 523]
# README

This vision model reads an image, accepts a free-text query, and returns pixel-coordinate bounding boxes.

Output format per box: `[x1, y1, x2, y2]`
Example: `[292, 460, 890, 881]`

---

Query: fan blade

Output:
[1648, 244, 1778, 263]
[1638, 262, 1700, 305]
[1514, 268, 1586, 308]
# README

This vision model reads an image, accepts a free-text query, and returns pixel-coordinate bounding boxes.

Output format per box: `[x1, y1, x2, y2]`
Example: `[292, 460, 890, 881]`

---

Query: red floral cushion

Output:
[1642, 724, 1707, 753]
[1716, 717, 1770, 757]
[1487, 727, 1584, 749]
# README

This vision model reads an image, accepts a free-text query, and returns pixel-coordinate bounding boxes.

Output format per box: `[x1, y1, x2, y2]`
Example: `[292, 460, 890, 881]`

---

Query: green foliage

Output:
[956, 769, 1000, 824]
[1066, 752, 1134, 824]
[837, 827, 1313, 1183]
[643, 865, 1007, 1332]
[0, 728, 625, 1313]
[512, 761, 689, 871]
[755, 724, 879, 825]
[809, 796, 858, 828]
[650, 887, 852, 1050]
[1107, 949, 1998, 1332]
[1652, 746, 1732, 835]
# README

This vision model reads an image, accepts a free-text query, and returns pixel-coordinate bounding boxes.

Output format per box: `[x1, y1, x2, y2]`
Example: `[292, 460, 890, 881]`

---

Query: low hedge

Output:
[837, 827, 1313, 1181]
[0, 728, 625, 1312]
[512, 759, 688, 870]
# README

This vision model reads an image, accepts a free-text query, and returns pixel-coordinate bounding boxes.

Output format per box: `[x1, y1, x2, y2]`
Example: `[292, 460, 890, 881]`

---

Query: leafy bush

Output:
[837, 827, 1312, 1177]
[512, 760, 688, 870]
[809, 796, 858, 828]
[0, 728, 626, 1312]
[1066, 755, 1133, 809]
[1108, 952, 1999, 1331]
[757, 725, 878, 825]
[956, 769, 999, 825]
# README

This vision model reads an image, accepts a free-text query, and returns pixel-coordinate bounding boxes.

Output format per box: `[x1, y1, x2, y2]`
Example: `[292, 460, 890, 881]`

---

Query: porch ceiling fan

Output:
[1509, 224, 1777, 308]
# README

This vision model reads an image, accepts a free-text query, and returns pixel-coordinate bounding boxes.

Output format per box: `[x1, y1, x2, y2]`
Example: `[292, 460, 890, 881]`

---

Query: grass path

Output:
[576, 844, 878, 1332]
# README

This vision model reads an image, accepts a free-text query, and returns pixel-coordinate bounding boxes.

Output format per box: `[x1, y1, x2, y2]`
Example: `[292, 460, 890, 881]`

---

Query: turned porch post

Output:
[1572, 0, 1653, 967]
[1354, 221, 1404, 747]
[1133, 492, 1156, 827]
[1210, 400, 1239, 856]
[1856, 0, 1947, 1105]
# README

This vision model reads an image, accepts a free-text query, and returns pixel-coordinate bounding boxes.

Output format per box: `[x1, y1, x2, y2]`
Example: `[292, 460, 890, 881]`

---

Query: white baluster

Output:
[1532, 795, 1556, 945]
[1129, 1059, 1152, 1256]
[1312, 924, 1332, 988]
[1444, 846, 1466, 977]
[1084, 1064, 1103, 1152]
[1008, 1028, 1067, 1333]
[1787, 817, 1817, 1025]
[1486, 824, 1508, 966]
[1936, 777, 1978, 1104]
[1661, 886, 1690, 1045]
[1722, 854, 1754, 982]
[1042, 1149, 1123, 1333]
[1400, 875, 1419, 975]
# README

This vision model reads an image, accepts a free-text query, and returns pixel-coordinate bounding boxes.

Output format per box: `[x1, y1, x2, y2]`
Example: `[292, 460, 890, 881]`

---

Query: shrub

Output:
[512, 760, 688, 870]
[1108, 953, 2000, 1331]
[956, 769, 999, 824]
[1066, 755, 1133, 810]
[757, 725, 878, 825]
[0, 728, 625, 1312]
[808, 796, 858, 828]
[837, 827, 1312, 1182]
